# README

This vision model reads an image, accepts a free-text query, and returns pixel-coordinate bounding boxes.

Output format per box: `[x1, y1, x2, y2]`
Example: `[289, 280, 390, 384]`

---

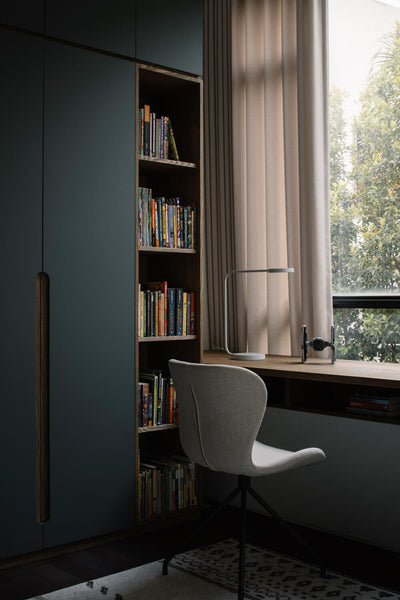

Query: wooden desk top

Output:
[202, 350, 400, 389]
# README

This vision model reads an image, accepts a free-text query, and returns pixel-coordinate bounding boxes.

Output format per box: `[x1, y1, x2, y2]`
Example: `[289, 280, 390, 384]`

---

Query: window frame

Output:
[333, 296, 400, 310]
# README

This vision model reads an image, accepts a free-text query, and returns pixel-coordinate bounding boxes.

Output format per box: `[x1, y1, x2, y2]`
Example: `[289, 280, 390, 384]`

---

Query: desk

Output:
[202, 351, 400, 424]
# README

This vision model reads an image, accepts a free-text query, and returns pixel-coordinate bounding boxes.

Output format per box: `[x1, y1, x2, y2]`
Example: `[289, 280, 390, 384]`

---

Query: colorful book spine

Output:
[143, 104, 150, 156]
[138, 188, 195, 249]
[182, 292, 188, 336]
[169, 123, 179, 160]
[138, 282, 195, 338]
[175, 288, 183, 335]
[137, 106, 180, 161]
[138, 455, 198, 519]
[138, 370, 178, 428]
[167, 288, 176, 336]
[345, 394, 400, 417]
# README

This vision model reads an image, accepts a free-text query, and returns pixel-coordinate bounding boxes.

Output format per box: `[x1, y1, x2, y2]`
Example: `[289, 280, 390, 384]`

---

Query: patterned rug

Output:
[29, 538, 400, 600]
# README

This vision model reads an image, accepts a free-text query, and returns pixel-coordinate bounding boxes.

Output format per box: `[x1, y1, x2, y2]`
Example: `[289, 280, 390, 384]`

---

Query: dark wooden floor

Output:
[1, 507, 399, 600]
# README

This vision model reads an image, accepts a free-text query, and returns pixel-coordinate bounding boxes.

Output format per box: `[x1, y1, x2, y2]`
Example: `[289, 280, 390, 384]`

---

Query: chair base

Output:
[162, 475, 326, 600]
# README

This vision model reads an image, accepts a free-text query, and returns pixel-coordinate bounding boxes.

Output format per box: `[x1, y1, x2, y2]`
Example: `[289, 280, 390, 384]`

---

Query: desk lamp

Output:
[224, 267, 294, 360]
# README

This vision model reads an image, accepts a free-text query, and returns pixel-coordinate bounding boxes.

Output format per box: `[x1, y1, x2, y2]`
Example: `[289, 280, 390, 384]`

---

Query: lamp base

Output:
[229, 352, 266, 361]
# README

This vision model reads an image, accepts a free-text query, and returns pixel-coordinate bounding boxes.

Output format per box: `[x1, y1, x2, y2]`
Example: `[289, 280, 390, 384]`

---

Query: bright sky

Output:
[328, 0, 400, 120]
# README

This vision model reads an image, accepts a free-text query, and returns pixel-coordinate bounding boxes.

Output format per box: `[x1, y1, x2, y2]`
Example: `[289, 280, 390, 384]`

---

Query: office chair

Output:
[162, 359, 326, 600]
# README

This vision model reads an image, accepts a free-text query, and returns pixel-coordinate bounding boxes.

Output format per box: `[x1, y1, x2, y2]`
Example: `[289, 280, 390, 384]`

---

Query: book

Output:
[167, 377, 175, 423]
[189, 292, 195, 334]
[175, 288, 183, 335]
[349, 400, 400, 411]
[169, 122, 179, 160]
[138, 108, 144, 155]
[345, 406, 400, 417]
[182, 292, 188, 335]
[167, 288, 176, 335]
[163, 116, 170, 159]
[139, 382, 151, 426]
[348, 393, 400, 408]
[143, 104, 150, 156]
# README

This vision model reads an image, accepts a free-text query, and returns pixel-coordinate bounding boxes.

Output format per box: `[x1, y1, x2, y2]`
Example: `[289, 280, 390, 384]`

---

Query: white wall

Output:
[205, 407, 400, 552]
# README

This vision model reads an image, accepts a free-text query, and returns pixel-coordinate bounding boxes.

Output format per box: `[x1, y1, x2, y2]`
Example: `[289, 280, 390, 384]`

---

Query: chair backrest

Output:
[168, 359, 268, 474]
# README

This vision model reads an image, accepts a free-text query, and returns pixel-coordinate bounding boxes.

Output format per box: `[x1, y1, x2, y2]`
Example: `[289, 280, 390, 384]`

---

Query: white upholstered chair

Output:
[163, 359, 326, 599]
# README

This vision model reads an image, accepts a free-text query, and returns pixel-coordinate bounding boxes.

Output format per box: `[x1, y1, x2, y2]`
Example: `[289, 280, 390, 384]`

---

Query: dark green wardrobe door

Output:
[136, 0, 203, 75]
[43, 42, 135, 547]
[0, 30, 43, 558]
[0, 1, 44, 32]
[45, 0, 135, 56]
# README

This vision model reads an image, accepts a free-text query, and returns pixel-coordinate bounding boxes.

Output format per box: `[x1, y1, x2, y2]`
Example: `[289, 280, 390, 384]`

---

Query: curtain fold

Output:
[204, 0, 236, 351]
[204, 0, 332, 357]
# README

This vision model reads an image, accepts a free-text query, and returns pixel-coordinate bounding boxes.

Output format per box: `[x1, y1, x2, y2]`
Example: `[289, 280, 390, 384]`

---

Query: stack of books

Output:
[138, 368, 177, 428]
[345, 394, 400, 417]
[138, 281, 195, 338]
[138, 454, 198, 520]
[138, 105, 179, 160]
[138, 187, 196, 249]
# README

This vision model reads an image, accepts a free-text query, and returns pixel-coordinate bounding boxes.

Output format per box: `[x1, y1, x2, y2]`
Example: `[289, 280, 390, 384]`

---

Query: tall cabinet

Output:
[0, 32, 136, 558]
[43, 42, 136, 548]
[0, 29, 44, 558]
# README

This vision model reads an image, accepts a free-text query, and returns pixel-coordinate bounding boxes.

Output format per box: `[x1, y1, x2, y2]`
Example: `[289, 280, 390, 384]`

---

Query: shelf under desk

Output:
[202, 351, 400, 423]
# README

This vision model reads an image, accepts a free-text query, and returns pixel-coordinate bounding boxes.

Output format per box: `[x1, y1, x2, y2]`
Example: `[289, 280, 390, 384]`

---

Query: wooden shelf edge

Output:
[139, 155, 196, 169]
[139, 335, 196, 342]
[202, 350, 400, 387]
[138, 423, 178, 434]
[138, 246, 196, 254]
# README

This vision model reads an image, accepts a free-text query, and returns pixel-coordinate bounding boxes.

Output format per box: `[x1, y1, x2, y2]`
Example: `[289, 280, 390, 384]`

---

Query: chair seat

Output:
[249, 440, 326, 477]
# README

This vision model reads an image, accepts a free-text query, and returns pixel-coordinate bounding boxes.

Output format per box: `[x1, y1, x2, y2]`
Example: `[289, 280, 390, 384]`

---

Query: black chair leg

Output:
[238, 476, 249, 600]
[248, 483, 326, 577]
[162, 483, 241, 575]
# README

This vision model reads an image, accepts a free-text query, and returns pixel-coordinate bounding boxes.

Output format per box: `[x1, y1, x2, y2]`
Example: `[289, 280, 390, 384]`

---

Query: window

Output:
[329, 0, 400, 362]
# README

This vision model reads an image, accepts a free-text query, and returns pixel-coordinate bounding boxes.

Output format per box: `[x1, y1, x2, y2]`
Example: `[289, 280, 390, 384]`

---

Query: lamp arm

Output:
[224, 271, 232, 355]
[223, 267, 294, 357]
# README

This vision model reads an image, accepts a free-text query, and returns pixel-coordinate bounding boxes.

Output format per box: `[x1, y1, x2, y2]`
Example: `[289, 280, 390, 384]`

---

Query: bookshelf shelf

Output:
[138, 423, 179, 434]
[139, 156, 197, 169]
[139, 247, 197, 255]
[135, 63, 203, 526]
[139, 335, 197, 343]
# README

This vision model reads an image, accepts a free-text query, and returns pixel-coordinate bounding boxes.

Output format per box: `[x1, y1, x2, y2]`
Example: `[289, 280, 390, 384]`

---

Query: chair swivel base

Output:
[162, 475, 326, 600]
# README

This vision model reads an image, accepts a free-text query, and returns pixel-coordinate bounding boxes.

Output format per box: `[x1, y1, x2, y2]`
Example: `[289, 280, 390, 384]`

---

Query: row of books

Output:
[345, 394, 400, 417]
[138, 186, 196, 249]
[138, 369, 177, 428]
[138, 454, 198, 520]
[138, 105, 179, 160]
[138, 281, 195, 338]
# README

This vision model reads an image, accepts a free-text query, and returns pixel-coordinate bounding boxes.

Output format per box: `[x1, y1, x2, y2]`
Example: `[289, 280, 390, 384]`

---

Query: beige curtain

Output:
[204, 0, 237, 351]
[204, 0, 333, 357]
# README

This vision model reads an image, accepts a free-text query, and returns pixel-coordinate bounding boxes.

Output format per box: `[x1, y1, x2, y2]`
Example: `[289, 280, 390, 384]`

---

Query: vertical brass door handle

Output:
[35, 272, 49, 524]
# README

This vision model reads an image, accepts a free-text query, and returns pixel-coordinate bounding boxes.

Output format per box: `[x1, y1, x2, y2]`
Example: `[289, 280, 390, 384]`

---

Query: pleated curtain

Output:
[204, 0, 332, 357]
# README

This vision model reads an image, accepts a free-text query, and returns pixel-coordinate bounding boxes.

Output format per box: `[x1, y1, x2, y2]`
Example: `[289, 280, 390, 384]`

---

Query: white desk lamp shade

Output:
[224, 268, 294, 361]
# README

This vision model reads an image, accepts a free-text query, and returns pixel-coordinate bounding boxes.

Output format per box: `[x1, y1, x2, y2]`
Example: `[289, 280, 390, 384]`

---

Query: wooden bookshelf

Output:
[135, 63, 203, 525]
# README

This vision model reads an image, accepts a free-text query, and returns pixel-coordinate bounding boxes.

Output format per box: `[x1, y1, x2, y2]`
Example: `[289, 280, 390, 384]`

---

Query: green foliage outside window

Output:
[330, 23, 400, 363]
